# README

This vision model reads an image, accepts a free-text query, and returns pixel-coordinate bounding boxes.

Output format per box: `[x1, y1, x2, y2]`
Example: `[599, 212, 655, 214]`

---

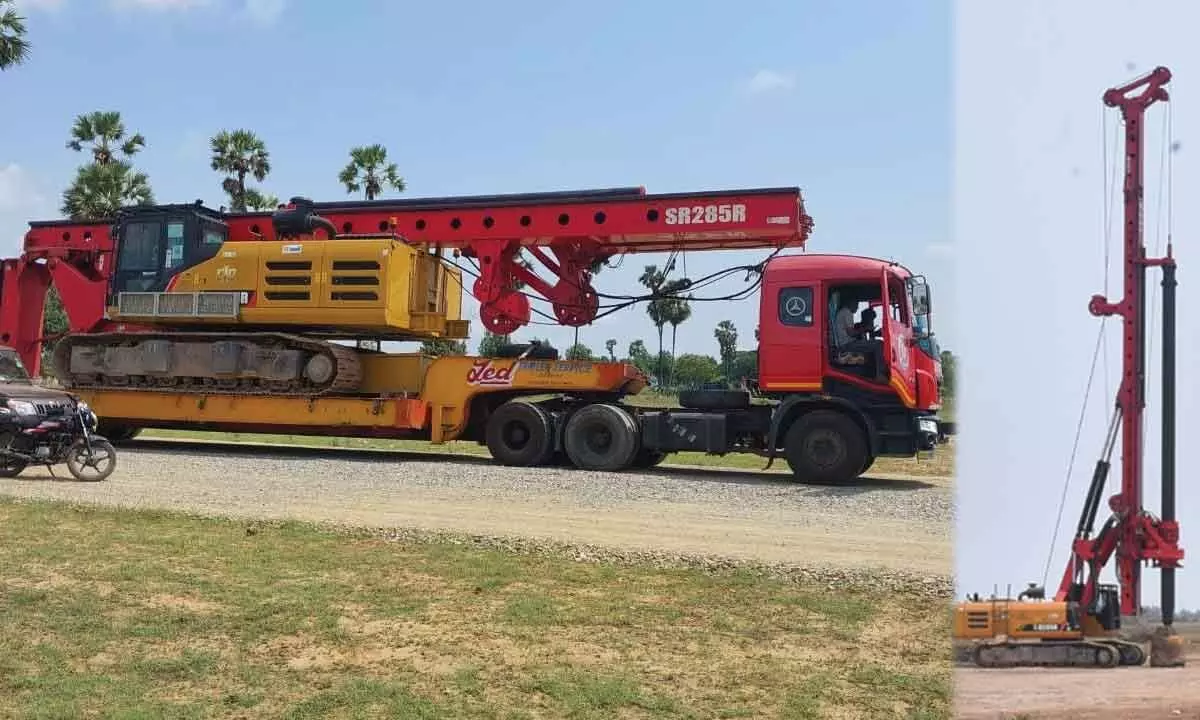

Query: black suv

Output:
[0, 346, 115, 480]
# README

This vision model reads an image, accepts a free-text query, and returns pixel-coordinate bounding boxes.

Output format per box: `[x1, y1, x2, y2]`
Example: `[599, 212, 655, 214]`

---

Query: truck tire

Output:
[632, 448, 667, 468]
[782, 409, 869, 485]
[563, 403, 640, 472]
[485, 400, 556, 467]
[99, 423, 142, 444]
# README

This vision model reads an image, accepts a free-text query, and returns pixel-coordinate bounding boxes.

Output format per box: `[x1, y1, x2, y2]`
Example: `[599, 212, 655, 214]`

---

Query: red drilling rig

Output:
[955, 66, 1184, 668]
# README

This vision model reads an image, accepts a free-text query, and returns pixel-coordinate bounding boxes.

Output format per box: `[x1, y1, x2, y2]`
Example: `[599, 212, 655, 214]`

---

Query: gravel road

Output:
[0, 440, 952, 593]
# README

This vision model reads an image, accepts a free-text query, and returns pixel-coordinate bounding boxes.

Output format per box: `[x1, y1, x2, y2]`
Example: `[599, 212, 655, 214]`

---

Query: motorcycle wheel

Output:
[0, 456, 27, 478]
[66, 438, 117, 482]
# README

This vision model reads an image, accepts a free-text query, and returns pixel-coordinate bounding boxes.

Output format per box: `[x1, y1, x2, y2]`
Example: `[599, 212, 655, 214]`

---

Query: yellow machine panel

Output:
[109, 236, 469, 340]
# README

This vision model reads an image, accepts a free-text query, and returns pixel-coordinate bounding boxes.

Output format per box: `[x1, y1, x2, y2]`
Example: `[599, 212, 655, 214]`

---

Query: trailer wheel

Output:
[563, 403, 640, 472]
[783, 409, 869, 485]
[485, 400, 556, 467]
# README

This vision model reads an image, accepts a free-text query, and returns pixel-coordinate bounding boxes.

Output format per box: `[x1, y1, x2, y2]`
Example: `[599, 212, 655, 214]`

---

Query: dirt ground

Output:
[955, 648, 1200, 718]
[0, 442, 952, 578]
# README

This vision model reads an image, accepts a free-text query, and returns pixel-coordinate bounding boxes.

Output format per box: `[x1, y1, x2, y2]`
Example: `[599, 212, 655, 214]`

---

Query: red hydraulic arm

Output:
[1054, 66, 1183, 625]
[1, 186, 812, 374]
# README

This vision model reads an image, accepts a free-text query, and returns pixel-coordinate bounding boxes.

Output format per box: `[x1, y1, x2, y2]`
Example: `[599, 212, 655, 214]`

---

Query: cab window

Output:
[165, 221, 186, 269]
[887, 275, 910, 326]
[778, 287, 814, 327]
[117, 220, 161, 272]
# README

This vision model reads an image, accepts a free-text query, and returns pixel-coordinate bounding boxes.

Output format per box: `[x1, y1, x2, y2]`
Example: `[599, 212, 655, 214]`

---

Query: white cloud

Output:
[240, 0, 283, 24]
[744, 69, 795, 95]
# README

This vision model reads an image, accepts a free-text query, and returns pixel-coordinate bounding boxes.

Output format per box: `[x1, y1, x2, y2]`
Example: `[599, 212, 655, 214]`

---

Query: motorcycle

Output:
[0, 399, 117, 482]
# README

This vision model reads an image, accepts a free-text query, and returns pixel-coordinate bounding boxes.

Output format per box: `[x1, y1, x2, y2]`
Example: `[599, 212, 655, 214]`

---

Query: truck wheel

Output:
[485, 400, 556, 467]
[632, 448, 667, 468]
[783, 410, 869, 485]
[100, 424, 142, 444]
[563, 403, 640, 472]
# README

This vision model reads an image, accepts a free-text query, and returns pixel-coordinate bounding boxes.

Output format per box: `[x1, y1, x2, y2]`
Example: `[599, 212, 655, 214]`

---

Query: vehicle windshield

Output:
[0, 351, 32, 384]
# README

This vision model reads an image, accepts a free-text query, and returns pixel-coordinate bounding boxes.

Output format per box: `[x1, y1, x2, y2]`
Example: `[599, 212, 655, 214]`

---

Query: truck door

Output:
[879, 268, 917, 407]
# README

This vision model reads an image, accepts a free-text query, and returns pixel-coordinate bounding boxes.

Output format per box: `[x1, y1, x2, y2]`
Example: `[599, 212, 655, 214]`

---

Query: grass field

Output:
[0, 498, 952, 719]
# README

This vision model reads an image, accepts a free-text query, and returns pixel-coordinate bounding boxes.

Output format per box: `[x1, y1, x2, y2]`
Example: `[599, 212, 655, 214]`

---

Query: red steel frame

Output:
[0, 186, 812, 375]
[1055, 66, 1183, 618]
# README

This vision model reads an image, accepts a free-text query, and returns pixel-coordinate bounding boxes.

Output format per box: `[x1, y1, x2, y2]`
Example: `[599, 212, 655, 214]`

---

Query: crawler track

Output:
[52, 332, 363, 397]
[970, 639, 1146, 669]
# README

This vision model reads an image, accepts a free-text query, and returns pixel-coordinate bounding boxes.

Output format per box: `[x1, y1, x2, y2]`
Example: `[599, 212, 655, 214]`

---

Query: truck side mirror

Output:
[911, 282, 931, 316]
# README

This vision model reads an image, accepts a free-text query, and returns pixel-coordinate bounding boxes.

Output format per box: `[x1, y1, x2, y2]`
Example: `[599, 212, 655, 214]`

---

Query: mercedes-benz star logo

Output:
[784, 295, 807, 317]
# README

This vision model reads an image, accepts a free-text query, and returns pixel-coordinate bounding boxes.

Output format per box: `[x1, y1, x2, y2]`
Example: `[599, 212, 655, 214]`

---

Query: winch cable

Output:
[1040, 103, 1121, 591]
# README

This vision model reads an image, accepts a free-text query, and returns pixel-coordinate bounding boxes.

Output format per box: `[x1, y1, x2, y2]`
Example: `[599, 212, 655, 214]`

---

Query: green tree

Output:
[565, 343, 594, 361]
[66, 111, 146, 165]
[940, 350, 957, 397]
[421, 338, 468, 356]
[244, 188, 280, 211]
[61, 111, 153, 219]
[638, 264, 689, 387]
[673, 353, 721, 388]
[626, 339, 653, 377]
[0, 0, 30, 71]
[478, 331, 509, 357]
[61, 161, 154, 219]
[605, 338, 617, 361]
[665, 295, 692, 382]
[714, 320, 738, 382]
[210, 129, 271, 212]
[339, 144, 406, 200]
[731, 350, 758, 384]
[39, 287, 68, 376]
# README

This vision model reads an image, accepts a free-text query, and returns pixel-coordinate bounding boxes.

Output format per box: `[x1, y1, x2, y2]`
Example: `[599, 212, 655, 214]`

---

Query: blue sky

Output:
[0, 0, 953, 358]
[955, 0, 1198, 609]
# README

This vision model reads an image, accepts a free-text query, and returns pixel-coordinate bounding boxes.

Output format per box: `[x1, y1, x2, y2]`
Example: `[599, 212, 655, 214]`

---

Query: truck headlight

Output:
[5, 400, 36, 416]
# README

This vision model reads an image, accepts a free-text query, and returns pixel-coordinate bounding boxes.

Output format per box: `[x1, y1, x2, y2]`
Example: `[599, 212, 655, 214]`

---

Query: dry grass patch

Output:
[0, 497, 950, 718]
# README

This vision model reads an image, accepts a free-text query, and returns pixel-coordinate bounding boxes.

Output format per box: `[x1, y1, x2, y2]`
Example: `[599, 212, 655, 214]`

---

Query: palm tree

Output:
[605, 338, 617, 361]
[61, 161, 154, 220]
[666, 296, 692, 384]
[0, 0, 30, 71]
[61, 111, 153, 220]
[338, 144, 405, 200]
[210, 129, 271, 212]
[244, 188, 280, 211]
[66, 111, 146, 165]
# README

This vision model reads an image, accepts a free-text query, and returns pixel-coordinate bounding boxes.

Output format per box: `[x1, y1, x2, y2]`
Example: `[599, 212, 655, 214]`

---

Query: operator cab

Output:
[108, 202, 229, 302]
[827, 283, 886, 381]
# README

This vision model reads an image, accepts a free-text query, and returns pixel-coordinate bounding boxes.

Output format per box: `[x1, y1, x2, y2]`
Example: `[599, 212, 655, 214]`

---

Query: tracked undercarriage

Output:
[52, 332, 363, 396]
[971, 638, 1147, 669]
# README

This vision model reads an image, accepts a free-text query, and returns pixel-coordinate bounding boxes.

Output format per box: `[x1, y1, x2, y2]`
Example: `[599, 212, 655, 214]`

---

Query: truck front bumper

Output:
[915, 415, 955, 451]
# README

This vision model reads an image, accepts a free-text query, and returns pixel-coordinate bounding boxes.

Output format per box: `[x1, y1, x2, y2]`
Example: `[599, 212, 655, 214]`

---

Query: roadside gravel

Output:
[0, 442, 954, 599]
